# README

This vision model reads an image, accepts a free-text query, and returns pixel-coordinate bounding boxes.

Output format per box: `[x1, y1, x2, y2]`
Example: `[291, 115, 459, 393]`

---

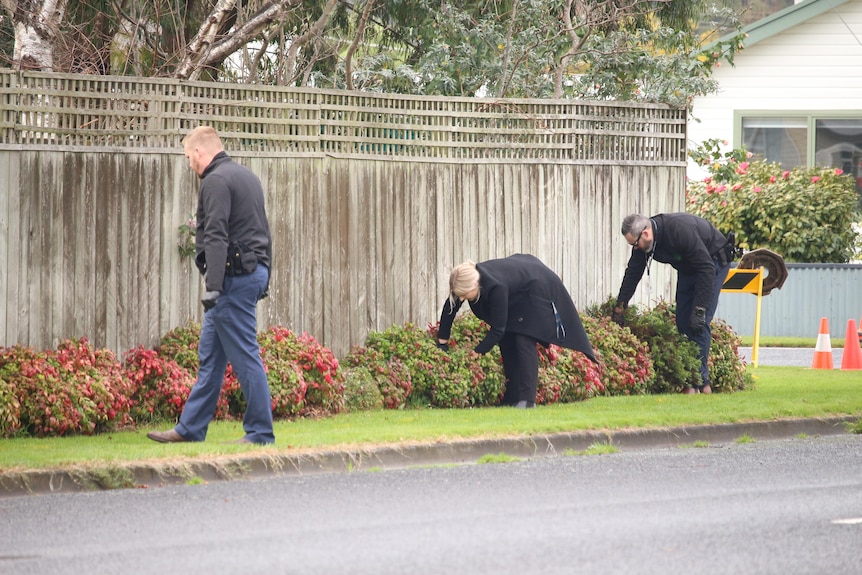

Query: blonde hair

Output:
[448, 261, 480, 306]
[183, 126, 224, 154]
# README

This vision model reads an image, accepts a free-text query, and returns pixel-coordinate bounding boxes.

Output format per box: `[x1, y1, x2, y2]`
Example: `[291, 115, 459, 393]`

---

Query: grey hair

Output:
[448, 261, 480, 307]
[621, 214, 650, 237]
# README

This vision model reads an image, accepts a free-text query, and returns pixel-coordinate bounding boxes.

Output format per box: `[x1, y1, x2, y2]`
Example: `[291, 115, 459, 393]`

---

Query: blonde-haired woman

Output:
[437, 254, 596, 408]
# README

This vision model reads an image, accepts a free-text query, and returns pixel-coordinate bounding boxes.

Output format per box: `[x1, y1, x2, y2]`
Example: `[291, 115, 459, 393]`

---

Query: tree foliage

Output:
[0, 0, 744, 106]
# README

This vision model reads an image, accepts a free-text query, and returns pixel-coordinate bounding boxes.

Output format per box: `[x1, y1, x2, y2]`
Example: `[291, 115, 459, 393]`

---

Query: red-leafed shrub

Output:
[157, 322, 201, 373]
[157, 321, 243, 420]
[0, 373, 20, 437]
[428, 316, 506, 407]
[536, 344, 604, 405]
[123, 346, 195, 423]
[343, 347, 412, 409]
[345, 317, 505, 409]
[355, 322, 442, 406]
[582, 315, 654, 396]
[258, 327, 345, 417]
[0, 339, 133, 437]
[348, 313, 600, 409]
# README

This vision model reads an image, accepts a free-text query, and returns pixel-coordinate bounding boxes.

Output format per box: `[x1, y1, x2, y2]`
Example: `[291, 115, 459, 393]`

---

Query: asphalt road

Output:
[3, 434, 862, 575]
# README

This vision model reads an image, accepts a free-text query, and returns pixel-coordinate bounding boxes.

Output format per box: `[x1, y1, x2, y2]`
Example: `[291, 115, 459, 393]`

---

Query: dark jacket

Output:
[616, 213, 727, 311]
[194, 152, 272, 292]
[438, 254, 596, 362]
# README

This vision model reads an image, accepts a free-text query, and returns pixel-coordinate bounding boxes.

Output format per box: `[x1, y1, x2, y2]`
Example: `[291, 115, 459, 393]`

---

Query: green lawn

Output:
[2, 365, 861, 473]
[741, 336, 819, 347]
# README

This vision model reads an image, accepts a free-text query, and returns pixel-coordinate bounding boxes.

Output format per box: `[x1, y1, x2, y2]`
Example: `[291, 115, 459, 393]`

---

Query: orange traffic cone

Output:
[811, 317, 833, 370]
[841, 319, 862, 370]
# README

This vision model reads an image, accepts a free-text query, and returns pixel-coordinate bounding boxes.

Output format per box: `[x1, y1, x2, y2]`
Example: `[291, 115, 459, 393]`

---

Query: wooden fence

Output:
[0, 70, 686, 358]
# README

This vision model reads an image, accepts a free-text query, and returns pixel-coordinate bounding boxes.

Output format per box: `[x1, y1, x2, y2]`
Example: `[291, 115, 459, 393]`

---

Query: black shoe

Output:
[513, 400, 535, 409]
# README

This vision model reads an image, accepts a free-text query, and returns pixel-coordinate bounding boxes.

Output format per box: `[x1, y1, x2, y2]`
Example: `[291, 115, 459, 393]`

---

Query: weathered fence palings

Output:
[0, 70, 686, 358]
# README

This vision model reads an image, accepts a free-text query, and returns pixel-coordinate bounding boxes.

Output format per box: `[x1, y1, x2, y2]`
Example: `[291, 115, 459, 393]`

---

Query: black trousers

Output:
[498, 332, 539, 405]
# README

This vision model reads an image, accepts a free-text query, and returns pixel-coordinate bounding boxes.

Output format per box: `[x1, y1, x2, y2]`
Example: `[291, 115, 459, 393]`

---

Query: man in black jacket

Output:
[612, 213, 731, 394]
[437, 254, 596, 408]
[148, 126, 274, 444]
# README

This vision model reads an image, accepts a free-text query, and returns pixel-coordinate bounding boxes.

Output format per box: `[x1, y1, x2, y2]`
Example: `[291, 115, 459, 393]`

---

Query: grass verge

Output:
[739, 336, 818, 347]
[1, 366, 861, 472]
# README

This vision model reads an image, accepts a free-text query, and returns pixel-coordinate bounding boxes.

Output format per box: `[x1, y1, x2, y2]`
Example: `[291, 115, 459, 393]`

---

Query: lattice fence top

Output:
[0, 70, 687, 165]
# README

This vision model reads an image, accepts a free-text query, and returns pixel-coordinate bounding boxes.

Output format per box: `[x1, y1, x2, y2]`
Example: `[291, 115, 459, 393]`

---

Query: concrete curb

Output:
[1, 416, 856, 497]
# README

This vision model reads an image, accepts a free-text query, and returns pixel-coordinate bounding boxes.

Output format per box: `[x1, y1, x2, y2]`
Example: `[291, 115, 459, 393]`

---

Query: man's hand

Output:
[611, 306, 625, 327]
[690, 306, 707, 336]
[202, 290, 221, 311]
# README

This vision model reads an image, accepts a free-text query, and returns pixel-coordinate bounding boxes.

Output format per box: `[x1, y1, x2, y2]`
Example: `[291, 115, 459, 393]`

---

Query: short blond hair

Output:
[183, 126, 224, 154]
[448, 261, 480, 306]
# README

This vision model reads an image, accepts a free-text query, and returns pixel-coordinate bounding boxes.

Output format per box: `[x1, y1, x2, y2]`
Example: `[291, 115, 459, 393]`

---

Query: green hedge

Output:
[0, 301, 751, 437]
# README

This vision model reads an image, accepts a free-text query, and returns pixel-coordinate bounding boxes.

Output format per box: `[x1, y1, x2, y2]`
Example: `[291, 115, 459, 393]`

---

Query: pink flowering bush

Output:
[0, 301, 751, 438]
[688, 139, 858, 262]
[429, 314, 506, 407]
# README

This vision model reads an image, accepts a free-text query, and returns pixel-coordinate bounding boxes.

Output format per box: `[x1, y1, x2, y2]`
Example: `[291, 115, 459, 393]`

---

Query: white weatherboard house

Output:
[688, 0, 862, 185]
[689, 0, 862, 341]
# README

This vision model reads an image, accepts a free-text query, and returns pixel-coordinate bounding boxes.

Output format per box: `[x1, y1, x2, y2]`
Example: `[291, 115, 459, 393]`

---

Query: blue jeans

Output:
[176, 265, 274, 444]
[675, 258, 730, 388]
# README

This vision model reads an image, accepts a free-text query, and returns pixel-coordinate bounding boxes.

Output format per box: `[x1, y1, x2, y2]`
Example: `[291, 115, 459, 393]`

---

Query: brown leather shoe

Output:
[683, 387, 698, 395]
[701, 385, 713, 394]
[146, 429, 188, 443]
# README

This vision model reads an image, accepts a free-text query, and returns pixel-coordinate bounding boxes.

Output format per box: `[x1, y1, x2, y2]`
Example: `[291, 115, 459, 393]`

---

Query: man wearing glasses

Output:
[612, 213, 733, 394]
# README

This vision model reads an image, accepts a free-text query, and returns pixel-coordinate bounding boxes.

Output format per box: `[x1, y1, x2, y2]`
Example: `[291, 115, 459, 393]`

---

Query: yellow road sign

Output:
[721, 268, 765, 367]
[722, 269, 763, 294]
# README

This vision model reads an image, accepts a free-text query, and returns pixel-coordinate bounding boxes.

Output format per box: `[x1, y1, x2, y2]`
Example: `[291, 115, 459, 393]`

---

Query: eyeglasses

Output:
[629, 229, 644, 247]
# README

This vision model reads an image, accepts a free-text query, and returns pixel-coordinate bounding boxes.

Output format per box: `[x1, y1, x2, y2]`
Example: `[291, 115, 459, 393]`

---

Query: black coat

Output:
[438, 254, 596, 362]
[616, 213, 727, 311]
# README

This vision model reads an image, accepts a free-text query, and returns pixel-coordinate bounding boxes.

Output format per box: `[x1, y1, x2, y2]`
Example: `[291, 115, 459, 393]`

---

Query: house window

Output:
[814, 119, 862, 186]
[741, 115, 862, 195]
[742, 117, 807, 168]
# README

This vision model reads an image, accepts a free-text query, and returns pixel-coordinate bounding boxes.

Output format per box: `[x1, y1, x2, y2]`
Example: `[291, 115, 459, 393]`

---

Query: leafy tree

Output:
[1, 0, 744, 107]
[312, 0, 745, 106]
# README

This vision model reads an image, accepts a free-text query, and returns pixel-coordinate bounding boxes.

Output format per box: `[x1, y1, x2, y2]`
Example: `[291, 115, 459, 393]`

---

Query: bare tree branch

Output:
[554, 0, 590, 98]
[283, 0, 338, 86]
[345, 0, 375, 90]
[174, 0, 238, 80]
[174, 0, 305, 81]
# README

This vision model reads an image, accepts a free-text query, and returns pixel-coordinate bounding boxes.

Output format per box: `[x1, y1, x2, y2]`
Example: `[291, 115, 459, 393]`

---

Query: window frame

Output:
[734, 110, 862, 168]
